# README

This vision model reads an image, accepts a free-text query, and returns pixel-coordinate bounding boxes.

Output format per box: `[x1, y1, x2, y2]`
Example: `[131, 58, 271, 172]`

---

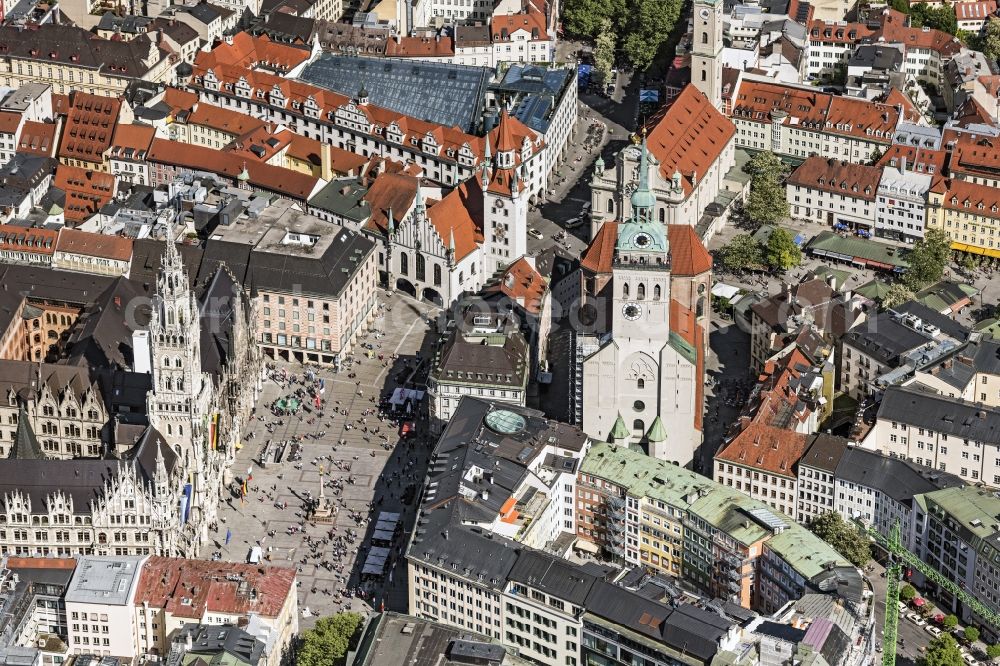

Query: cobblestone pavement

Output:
[211, 292, 439, 629]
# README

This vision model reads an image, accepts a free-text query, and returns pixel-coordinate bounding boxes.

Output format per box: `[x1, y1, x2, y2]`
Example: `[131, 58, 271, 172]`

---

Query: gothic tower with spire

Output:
[147, 235, 209, 460]
[480, 110, 528, 277]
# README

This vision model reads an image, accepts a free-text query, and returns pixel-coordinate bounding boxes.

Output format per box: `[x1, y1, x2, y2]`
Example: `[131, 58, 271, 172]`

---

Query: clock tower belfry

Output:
[611, 135, 671, 336]
[692, 0, 723, 109]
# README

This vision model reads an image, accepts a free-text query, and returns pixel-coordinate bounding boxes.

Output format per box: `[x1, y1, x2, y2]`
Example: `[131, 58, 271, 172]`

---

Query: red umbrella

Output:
[913, 598, 925, 607]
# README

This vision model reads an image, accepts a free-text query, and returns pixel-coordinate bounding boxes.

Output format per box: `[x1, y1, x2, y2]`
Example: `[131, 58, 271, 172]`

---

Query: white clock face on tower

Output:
[622, 302, 643, 321]
[699, 7, 710, 18]
[632, 233, 652, 248]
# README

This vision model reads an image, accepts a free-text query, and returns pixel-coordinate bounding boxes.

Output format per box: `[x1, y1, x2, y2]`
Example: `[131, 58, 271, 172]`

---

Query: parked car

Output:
[925, 625, 942, 637]
[897, 601, 907, 613]
[565, 217, 586, 229]
[962, 652, 978, 666]
[906, 612, 926, 626]
[528, 228, 544, 240]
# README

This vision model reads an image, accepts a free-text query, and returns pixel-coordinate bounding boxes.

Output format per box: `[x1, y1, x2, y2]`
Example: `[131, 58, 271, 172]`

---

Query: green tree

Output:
[981, 19, 1000, 61]
[908, 2, 958, 34]
[904, 227, 952, 291]
[944, 614, 960, 629]
[985, 643, 1000, 660]
[806, 511, 872, 567]
[881, 282, 915, 308]
[720, 234, 764, 272]
[744, 152, 790, 226]
[562, 0, 614, 38]
[926, 634, 965, 666]
[900, 584, 917, 602]
[965, 626, 981, 644]
[297, 612, 364, 666]
[621, 0, 683, 71]
[594, 19, 616, 82]
[765, 227, 802, 271]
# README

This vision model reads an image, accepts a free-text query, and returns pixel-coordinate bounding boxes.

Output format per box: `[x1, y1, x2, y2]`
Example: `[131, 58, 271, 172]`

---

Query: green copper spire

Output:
[646, 416, 667, 444]
[629, 133, 656, 223]
[609, 413, 630, 442]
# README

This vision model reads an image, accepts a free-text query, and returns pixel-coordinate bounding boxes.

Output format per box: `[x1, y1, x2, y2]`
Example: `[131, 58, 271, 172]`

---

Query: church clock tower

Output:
[691, 0, 723, 109]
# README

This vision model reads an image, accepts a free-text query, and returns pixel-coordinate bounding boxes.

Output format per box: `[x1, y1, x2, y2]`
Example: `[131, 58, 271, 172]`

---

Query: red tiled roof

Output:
[58, 91, 121, 165]
[491, 10, 548, 40]
[669, 299, 704, 431]
[876, 144, 947, 174]
[0, 111, 22, 135]
[580, 222, 712, 275]
[0, 225, 57, 255]
[732, 79, 903, 143]
[978, 74, 1000, 97]
[955, 0, 997, 21]
[426, 179, 484, 262]
[808, 19, 875, 44]
[53, 164, 116, 223]
[362, 172, 418, 235]
[111, 124, 156, 154]
[493, 110, 520, 154]
[287, 134, 367, 176]
[56, 227, 133, 261]
[787, 156, 881, 201]
[645, 84, 735, 197]
[384, 34, 455, 57]
[188, 102, 265, 136]
[163, 87, 199, 116]
[580, 221, 617, 273]
[148, 138, 319, 200]
[882, 87, 923, 123]
[193, 58, 495, 164]
[6, 557, 76, 570]
[938, 177, 1000, 220]
[487, 257, 547, 314]
[874, 8, 962, 55]
[134, 556, 296, 620]
[196, 32, 309, 73]
[18, 121, 56, 157]
[716, 420, 809, 477]
[953, 97, 998, 129]
[51, 94, 70, 116]
[668, 225, 713, 275]
[226, 126, 294, 163]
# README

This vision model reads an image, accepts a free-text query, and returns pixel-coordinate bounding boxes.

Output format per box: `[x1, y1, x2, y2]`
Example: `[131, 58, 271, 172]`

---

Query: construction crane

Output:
[859, 520, 1000, 666]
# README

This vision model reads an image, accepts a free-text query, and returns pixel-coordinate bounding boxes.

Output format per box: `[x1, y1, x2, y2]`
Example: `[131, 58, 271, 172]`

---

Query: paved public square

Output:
[210, 292, 440, 629]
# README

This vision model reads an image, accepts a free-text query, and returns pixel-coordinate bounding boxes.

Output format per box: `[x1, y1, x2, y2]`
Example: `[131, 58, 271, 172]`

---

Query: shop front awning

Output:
[952, 242, 1000, 259]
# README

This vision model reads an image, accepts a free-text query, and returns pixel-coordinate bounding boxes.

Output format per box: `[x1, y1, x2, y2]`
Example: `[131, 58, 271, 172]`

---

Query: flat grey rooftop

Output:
[64, 556, 143, 605]
[298, 54, 491, 132]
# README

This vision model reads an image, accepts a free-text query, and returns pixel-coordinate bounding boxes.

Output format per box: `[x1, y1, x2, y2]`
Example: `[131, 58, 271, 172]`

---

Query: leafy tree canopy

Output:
[563, 0, 682, 70]
[925, 634, 964, 666]
[944, 614, 960, 629]
[900, 584, 917, 602]
[904, 227, 952, 291]
[881, 282, 915, 309]
[297, 612, 364, 666]
[965, 626, 981, 644]
[765, 227, 802, 271]
[720, 234, 765, 272]
[743, 152, 790, 226]
[806, 511, 872, 567]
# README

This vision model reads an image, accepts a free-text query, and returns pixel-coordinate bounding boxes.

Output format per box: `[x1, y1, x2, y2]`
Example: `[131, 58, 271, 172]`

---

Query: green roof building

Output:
[578, 443, 859, 614]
